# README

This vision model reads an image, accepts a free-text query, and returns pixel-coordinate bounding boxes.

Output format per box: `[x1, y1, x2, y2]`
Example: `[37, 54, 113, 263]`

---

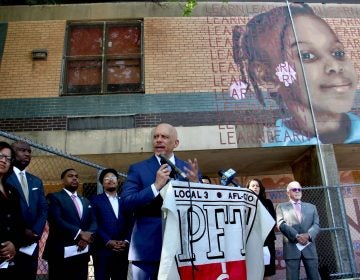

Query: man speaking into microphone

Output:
[122, 123, 202, 280]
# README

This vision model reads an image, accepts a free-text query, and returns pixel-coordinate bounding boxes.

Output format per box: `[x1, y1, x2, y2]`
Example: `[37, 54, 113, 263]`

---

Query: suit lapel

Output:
[146, 155, 161, 176]
[25, 173, 33, 203]
[285, 202, 299, 222]
[101, 193, 118, 220]
[62, 190, 82, 220]
[79, 196, 87, 220]
[9, 172, 29, 206]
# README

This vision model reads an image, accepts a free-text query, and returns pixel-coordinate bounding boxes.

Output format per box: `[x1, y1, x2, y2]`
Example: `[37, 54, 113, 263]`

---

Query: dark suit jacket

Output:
[122, 154, 200, 262]
[43, 189, 97, 261]
[0, 183, 25, 250]
[90, 192, 133, 256]
[276, 201, 320, 260]
[261, 198, 276, 244]
[7, 170, 48, 238]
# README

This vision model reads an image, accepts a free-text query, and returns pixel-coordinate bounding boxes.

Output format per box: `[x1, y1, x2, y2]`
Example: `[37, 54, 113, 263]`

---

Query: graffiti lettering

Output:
[212, 63, 237, 74]
[219, 129, 236, 145]
[210, 49, 234, 60]
[208, 36, 232, 48]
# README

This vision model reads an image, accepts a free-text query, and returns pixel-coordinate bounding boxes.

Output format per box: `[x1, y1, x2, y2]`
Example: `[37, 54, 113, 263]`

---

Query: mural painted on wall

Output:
[206, 3, 360, 147]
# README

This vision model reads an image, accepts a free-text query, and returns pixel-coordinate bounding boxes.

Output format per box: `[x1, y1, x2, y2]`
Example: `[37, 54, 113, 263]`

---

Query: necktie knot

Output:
[160, 157, 167, 166]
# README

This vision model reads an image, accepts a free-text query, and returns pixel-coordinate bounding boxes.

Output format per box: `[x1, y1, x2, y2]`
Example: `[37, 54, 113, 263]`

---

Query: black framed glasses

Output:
[290, 188, 302, 193]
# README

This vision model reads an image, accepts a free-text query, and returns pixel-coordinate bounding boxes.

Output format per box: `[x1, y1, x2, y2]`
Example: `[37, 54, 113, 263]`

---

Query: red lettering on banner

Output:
[178, 260, 246, 279]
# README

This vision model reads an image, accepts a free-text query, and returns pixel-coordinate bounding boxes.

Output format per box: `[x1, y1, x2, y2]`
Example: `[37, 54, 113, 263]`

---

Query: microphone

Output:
[218, 168, 240, 187]
[159, 154, 188, 181]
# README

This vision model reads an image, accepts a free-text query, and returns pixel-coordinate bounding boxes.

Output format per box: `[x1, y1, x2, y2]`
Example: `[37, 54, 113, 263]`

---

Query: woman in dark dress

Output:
[246, 178, 276, 279]
[0, 141, 25, 280]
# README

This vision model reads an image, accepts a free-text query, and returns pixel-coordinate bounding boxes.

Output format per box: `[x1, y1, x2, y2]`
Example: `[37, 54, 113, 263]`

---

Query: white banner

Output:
[159, 181, 275, 280]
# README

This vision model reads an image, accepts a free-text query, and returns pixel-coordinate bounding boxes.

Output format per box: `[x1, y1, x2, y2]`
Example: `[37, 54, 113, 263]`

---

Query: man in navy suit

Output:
[122, 123, 201, 280]
[6, 140, 48, 280]
[43, 168, 96, 280]
[276, 181, 320, 280]
[90, 168, 133, 280]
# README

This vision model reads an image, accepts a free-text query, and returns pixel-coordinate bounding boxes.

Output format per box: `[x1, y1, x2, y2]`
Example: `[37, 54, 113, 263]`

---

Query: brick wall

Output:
[0, 20, 65, 99]
[0, 117, 67, 131]
[1, 15, 359, 100]
[144, 17, 213, 94]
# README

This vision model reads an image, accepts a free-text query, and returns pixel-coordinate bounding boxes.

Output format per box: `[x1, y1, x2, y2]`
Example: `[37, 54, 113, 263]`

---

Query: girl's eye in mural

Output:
[300, 51, 316, 62]
[332, 49, 346, 60]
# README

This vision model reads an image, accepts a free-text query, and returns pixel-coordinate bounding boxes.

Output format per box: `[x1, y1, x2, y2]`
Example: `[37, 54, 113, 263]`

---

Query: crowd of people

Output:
[0, 122, 321, 280]
[3, 1, 353, 278]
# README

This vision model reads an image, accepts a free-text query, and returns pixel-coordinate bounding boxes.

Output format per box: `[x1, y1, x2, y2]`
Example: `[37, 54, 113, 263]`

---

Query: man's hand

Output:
[296, 233, 310, 245]
[79, 231, 94, 244]
[24, 228, 39, 244]
[111, 240, 129, 252]
[105, 240, 118, 250]
[184, 158, 199, 183]
[116, 240, 129, 251]
[0, 241, 16, 261]
[154, 164, 171, 190]
[77, 239, 88, 251]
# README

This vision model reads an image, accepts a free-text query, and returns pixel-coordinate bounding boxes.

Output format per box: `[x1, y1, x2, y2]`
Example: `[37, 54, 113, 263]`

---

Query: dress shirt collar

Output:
[63, 188, 78, 198]
[155, 154, 175, 165]
[105, 191, 118, 199]
[13, 166, 27, 176]
[290, 199, 301, 205]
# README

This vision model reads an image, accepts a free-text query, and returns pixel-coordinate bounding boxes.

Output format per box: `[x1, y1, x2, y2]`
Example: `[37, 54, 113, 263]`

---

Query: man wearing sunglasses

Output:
[276, 181, 320, 280]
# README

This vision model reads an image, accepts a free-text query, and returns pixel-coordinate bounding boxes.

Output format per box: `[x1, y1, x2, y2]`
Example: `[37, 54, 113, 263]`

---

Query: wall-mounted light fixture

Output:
[32, 48, 48, 60]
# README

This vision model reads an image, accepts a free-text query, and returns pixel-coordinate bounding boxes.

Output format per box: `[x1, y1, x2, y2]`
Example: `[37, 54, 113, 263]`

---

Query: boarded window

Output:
[62, 21, 144, 95]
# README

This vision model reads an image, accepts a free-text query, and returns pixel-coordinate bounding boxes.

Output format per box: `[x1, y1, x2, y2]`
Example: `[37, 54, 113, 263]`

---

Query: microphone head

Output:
[219, 168, 237, 186]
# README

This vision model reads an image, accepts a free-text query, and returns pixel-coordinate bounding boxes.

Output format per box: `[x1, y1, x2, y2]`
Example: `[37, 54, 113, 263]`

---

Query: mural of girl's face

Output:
[283, 14, 357, 117]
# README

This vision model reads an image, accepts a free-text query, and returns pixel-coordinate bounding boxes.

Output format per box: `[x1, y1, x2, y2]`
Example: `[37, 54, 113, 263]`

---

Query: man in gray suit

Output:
[276, 181, 320, 280]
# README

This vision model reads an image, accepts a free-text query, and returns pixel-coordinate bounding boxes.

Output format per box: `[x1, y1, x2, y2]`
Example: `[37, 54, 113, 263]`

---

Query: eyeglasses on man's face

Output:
[0, 152, 12, 163]
[290, 188, 302, 193]
[103, 176, 118, 182]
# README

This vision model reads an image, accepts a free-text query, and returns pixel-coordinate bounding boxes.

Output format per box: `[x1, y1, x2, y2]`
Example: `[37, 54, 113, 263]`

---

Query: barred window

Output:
[62, 20, 144, 95]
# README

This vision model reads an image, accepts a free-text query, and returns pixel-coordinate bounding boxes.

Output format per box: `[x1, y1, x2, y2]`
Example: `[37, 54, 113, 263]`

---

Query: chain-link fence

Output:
[2, 129, 360, 279]
[0, 130, 129, 280]
[267, 185, 360, 280]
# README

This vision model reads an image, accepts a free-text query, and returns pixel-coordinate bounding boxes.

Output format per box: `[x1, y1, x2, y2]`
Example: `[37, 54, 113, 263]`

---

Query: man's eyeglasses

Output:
[103, 176, 118, 182]
[290, 188, 302, 193]
[0, 152, 12, 163]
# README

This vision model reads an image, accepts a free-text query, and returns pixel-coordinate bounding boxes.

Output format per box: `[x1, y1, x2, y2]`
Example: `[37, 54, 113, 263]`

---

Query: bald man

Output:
[122, 123, 202, 280]
[276, 181, 320, 280]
